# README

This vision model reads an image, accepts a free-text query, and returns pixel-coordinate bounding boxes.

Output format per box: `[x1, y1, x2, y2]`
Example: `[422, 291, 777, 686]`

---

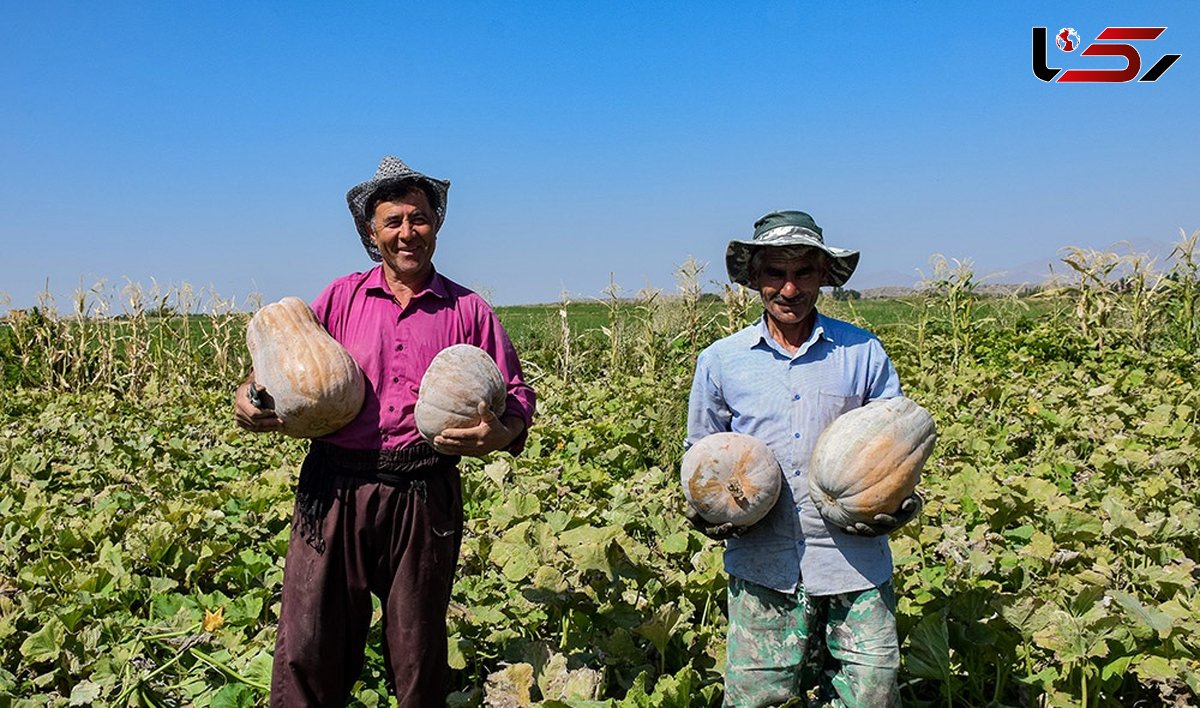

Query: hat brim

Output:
[725, 237, 859, 289]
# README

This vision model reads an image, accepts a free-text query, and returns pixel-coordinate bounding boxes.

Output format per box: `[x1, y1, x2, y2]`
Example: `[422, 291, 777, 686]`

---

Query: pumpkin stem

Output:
[727, 478, 746, 503]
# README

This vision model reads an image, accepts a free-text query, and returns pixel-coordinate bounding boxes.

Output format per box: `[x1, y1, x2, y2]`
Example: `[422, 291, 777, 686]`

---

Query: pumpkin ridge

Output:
[807, 397, 936, 527]
[246, 297, 365, 438]
[285, 299, 335, 402]
[865, 431, 919, 485]
[830, 433, 899, 496]
[688, 475, 726, 516]
[415, 344, 507, 446]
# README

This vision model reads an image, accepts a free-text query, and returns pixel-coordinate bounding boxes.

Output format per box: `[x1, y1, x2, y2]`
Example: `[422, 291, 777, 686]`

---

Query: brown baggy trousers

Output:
[269, 460, 463, 706]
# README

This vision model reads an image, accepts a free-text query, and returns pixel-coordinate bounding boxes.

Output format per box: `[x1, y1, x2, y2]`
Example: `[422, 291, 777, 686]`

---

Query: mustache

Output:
[769, 294, 809, 305]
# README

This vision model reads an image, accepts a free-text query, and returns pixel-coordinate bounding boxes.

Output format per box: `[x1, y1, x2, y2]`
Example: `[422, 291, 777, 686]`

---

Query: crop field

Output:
[2, 240, 1200, 706]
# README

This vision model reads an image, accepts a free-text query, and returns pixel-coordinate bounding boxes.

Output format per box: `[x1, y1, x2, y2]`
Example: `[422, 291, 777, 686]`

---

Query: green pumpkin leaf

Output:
[19, 619, 65, 663]
[558, 524, 620, 579]
[1048, 508, 1103, 541]
[618, 670, 654, 707]
[1133, 655, 1176, 681]
[68, 680, 104, 706]
[1110, 590, 1174, 639]
[905, 610, 951, 683]
[661, 531, 689, 555]
[210, 683, 256, 708]
[1101, 655, 1134, 682]
[447, 634, 469, 670]
[635, 602, 685, 656]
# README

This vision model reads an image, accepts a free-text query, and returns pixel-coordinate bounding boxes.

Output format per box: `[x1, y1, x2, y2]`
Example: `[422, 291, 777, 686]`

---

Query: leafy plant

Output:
[3, 245, 1200, 705]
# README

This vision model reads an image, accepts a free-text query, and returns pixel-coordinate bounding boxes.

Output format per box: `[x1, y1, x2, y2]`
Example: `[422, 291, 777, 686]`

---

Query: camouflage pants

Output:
[725, 576, 900, 708]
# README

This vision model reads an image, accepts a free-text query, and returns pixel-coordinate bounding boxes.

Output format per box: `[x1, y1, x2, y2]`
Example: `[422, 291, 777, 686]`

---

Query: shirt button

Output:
[392, 376, 399, 383]
[396, 343, 404, 351]
[794, 432, 801, 439]
[388, 405, 395, 412]
[793, 394, 801, 401]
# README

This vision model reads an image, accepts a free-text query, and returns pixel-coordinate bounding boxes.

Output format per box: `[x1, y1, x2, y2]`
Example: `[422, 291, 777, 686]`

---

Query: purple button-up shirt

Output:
[309, 265, 535, 452]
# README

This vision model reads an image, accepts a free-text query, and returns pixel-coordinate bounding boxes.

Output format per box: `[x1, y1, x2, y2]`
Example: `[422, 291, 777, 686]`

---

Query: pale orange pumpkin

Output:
[415, 344, 507, 451]
[681, 432, 782, 527]
[246, 297, 365, 438]
[808, 397, 936, 527]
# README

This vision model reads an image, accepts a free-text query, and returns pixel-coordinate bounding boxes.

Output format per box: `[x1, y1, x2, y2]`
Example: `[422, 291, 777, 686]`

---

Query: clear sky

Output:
[2, 2, 1198, 311]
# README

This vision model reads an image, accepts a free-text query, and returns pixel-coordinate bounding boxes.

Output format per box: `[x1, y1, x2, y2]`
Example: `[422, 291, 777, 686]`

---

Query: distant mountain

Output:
[850, 268, 924, 289]
[851, 238, 1184, 293]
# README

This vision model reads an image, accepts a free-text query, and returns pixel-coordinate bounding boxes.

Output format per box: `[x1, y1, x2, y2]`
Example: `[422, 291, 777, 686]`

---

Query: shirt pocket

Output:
[814, 390, 859, 432]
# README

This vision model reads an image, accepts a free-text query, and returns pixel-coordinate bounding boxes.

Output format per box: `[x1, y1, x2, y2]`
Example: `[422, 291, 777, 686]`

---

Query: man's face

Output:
[755, 251, 825, 328]
[370, 190, 439, 283]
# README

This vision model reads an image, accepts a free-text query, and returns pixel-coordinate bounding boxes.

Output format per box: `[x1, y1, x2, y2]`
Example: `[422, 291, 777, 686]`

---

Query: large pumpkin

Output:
[246, 297, 365, 438]
[681, 433, 782, 527]
[808, 397, 936, 527]
[415, 344, 507, 451]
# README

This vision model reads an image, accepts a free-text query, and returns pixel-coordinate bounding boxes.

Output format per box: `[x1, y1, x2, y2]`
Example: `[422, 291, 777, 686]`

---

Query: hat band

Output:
[757, 225, 823, 243]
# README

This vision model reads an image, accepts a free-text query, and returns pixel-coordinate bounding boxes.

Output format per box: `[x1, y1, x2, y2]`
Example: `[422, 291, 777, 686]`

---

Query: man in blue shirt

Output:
[686, 210, 921, 707]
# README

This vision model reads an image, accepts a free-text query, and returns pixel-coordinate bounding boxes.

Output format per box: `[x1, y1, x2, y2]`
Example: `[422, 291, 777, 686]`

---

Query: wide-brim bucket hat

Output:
[346, 156, 451, 261]
[726, 210, 860, 288]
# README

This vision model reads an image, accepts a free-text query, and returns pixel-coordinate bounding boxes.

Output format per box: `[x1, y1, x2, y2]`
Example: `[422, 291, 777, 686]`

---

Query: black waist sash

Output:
[296, 440, 460, 553]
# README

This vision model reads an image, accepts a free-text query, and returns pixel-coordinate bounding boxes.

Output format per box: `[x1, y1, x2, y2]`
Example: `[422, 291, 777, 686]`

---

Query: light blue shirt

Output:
[686, 312, 902, 596]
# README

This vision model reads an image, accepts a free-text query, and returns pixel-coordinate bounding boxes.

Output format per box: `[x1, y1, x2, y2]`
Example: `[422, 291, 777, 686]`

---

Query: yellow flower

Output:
[203, 607, 225, 633]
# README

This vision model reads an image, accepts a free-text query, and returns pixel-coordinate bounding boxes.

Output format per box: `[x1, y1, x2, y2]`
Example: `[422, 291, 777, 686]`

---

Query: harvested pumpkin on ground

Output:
[681, 432, 782, 527]
[245, 296, 365, 438]
[415, 344, 506, 451]
[808, 396, 936, 527]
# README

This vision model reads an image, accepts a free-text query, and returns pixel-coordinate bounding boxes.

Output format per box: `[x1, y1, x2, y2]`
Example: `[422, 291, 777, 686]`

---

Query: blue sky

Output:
[2, 2, 1198, 310]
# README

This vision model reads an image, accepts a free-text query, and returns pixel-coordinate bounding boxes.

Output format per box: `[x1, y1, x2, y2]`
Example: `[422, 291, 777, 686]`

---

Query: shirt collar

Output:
[751, 310, 833, 355]
[365, 265, 450, 301]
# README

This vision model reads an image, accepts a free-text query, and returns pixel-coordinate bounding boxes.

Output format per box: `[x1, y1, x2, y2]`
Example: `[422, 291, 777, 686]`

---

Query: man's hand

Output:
[434, 401, 522, 456]
[234, 381, 284, 434]
[843, 492, 923, 537]
[685, 505, 745, 541]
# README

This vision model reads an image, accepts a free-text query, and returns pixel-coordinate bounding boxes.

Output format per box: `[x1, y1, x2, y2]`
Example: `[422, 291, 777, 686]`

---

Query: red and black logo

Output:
[1033, 27, 1181, 82]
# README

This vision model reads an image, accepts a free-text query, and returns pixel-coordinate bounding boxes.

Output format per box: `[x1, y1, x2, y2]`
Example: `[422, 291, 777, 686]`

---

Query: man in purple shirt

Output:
[234, 156, 535, 705]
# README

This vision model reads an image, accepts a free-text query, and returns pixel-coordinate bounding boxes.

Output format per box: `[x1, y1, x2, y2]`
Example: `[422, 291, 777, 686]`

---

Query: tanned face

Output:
[369, 190, 439, 286]
[754, 251, 825, 332]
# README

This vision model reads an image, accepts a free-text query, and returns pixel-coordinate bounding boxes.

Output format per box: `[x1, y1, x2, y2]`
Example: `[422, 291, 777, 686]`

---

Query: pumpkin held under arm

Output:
[808, 396, 936, 535]
[680, 432, 782, 540]
[244, 297, 365, 438]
